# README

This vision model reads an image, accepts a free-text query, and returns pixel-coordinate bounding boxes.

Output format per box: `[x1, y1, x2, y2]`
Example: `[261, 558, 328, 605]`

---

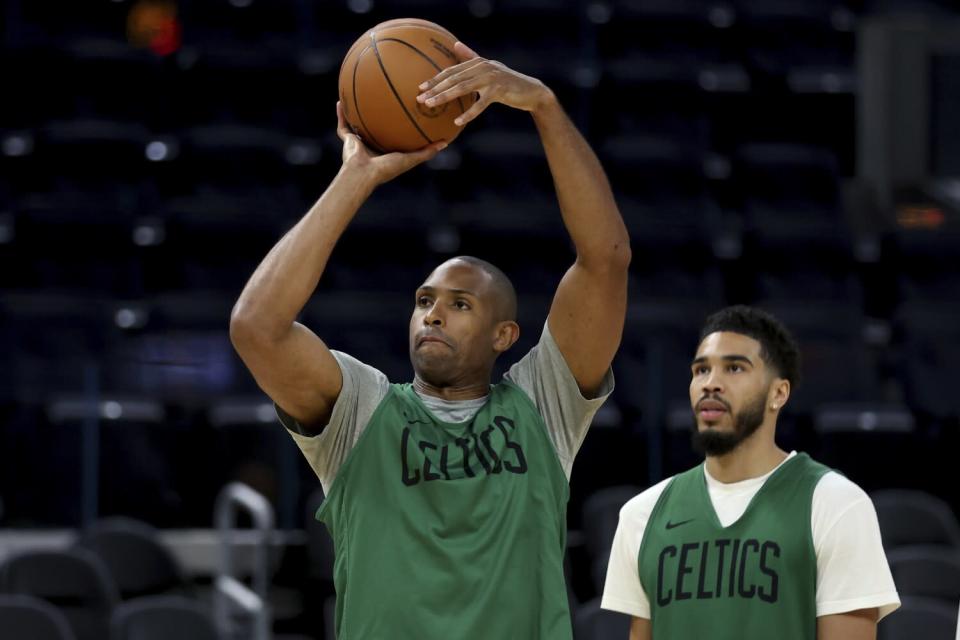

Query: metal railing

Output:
[214, 482, 274, 640]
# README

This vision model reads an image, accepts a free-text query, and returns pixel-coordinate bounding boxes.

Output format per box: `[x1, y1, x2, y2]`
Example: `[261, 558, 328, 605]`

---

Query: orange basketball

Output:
[338, 18, 476, 153]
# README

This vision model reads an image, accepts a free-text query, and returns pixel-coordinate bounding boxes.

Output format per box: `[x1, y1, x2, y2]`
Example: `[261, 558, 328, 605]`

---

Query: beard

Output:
[691, 388, 767, 456]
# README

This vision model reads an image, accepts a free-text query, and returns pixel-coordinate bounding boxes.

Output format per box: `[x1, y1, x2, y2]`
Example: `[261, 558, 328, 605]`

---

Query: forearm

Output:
[532, 94, 630, 268]
[231, 167, 376, 341]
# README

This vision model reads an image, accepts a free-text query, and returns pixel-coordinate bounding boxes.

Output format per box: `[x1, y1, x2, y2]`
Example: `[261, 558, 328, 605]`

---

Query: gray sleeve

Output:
[276, 351, 389, 494]
[504, 322, 614, 479]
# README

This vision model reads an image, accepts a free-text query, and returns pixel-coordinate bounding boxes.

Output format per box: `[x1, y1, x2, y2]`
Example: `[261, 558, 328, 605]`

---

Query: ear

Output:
[492, 321, 520, 354]
[767, 378, 791, 412]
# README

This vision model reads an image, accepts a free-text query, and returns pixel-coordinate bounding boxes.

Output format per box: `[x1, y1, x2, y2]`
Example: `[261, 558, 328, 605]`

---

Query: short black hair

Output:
[699, 305, 801, 387]
[450, 256, 518, 322]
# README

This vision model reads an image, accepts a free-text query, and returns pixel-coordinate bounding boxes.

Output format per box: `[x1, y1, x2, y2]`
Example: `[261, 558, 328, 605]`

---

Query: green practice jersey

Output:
[639, 454, 831, 640]
[318, 380, 572, 639]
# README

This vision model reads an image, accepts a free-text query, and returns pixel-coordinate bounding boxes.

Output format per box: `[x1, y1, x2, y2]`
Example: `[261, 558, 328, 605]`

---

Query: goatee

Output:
[691, 391, 766, 456]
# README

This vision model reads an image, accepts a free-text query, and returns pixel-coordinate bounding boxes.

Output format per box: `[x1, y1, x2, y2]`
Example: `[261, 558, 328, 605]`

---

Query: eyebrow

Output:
[691, 354, 754, 367]
[417, 286, 478, 298]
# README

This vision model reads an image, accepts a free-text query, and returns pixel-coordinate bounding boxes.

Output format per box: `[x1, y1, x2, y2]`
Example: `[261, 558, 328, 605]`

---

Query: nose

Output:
[423, 301, 444, 327]
[701, 369, 723, 395]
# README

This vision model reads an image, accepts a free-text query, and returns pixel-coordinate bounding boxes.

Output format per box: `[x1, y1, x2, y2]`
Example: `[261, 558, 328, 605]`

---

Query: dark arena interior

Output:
[1, 0, 959, 638]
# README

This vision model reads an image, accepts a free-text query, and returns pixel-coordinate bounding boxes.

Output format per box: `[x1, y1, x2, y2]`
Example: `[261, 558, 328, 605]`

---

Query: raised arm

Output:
[229, 104, 444, 430]
[417, 43, 630, 396]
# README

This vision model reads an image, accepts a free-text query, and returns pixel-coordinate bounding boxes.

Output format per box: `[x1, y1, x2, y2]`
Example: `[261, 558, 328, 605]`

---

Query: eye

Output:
[417, 295, 432, 307]
[728, 364, 743, 373]
[693, 365, 709, 376]
[454, 299, 471, 310]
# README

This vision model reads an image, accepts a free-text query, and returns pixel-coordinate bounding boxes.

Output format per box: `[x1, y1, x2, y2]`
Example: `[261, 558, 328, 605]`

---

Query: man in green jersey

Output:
[602, 306, 900, 640]
[230, 41, 629, 639]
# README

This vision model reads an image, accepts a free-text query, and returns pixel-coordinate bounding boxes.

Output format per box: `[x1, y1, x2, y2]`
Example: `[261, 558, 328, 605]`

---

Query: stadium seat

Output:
[871, 489, 960, 550]
[887, 546, 960, 602]
[76, 517, 191, 600]
[581, 485, 644, 561]
[110, 595, 219, 640]
[0, 594, 77, 640]
[0, 549, 119, 640]
[896, 303, 960, 418]
[877, 595, 957, 640]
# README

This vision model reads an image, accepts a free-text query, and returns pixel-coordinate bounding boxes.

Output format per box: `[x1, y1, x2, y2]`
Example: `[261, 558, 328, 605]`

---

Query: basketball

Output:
[338, 18, 476, 153]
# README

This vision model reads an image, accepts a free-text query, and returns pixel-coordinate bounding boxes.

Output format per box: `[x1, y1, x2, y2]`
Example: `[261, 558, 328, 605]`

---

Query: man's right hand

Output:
[337, 101, 446, 186]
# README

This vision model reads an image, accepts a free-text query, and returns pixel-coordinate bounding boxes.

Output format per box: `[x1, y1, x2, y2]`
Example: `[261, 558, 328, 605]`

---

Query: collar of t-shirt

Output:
[414, 389, 490, 424]
[702, 450, 799, 527]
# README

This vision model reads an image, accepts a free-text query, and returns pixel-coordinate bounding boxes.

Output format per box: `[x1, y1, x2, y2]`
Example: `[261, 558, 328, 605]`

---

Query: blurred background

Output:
[1, 0, 959, 638]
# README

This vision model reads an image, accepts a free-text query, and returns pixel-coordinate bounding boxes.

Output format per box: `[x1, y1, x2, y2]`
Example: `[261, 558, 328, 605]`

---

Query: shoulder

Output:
[811, 470, 880, 543]
[330, 350, 391, 396]
[620, 477, 675, 525]
[504, 323, 556, 379]
[813, 471, 872, 512]
[505, 321, 613, 399]
[331, 350, 388, 381]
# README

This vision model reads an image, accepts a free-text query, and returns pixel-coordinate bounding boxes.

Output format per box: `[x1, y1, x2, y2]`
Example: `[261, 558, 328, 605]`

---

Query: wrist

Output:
[530, 86, 561, 120]
[336, 162, 380, 197]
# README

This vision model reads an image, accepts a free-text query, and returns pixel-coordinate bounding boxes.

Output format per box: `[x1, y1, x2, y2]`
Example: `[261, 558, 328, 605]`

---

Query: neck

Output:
[704, 423, 787, 483]
[413, 375, 489, 401]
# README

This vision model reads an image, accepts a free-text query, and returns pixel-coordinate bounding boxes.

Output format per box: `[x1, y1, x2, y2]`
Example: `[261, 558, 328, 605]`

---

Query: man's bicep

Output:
[817, 609, 877, 640]
[236, 321, 343, 429]
[629, 616, 651, 640]
[547, 261, 627, 396]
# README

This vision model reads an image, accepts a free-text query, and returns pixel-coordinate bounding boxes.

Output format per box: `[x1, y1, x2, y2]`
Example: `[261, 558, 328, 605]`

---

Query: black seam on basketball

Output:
[353, 40, 388, 153]
[374, 22, 457, 41]
[378, 38, 469, 115]
[371, 37, 434, 146]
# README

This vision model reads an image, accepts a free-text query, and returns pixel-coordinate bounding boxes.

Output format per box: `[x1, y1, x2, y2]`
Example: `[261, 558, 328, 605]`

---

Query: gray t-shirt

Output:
[282, 322, 614, 494]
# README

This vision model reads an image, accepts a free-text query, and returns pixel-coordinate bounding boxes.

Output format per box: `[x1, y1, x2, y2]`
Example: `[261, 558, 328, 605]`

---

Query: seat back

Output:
[0, 594, 77, 640]
[0, 549, 119, 640]
[872, 489, 960, 550]
[76, 516, 189, 600]
[888, 546, 960, 602]
[111, 595, 219, 640]
[877, 596, 958, 640]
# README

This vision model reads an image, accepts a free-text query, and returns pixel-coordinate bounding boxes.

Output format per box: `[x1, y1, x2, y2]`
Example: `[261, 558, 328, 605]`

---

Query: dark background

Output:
[1, 0, 959, 636]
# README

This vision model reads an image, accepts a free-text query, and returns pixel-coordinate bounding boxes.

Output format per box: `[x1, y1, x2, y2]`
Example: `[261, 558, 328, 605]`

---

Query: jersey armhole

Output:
[636, 477, 678, 598]
[315, 384, 399, 523]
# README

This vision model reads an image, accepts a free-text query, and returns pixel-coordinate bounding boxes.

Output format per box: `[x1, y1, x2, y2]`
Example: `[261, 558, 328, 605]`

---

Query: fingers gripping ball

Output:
[338, 19, 476, 153]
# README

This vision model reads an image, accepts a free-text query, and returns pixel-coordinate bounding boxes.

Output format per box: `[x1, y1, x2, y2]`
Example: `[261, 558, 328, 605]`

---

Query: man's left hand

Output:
[416, 42, 555, 127]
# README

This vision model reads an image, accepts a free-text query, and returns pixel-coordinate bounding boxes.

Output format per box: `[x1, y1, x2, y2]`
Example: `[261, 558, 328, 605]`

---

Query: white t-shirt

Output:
[601, 452, 901, 622]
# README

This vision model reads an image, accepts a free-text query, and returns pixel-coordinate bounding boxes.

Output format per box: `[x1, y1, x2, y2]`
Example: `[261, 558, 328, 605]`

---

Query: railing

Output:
[214, 482, 274, 640]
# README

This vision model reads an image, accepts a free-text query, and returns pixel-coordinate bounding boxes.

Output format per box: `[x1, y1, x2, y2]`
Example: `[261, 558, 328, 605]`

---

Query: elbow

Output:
[229, 303, 257, 352]
[595, 235, 632, 273]
[578, 237, 631, 277]
[611, 236, 632, 272]
[229, 301, 279, 352]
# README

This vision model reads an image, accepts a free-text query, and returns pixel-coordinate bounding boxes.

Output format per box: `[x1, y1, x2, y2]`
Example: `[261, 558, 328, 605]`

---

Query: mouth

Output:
[417, 334, 451, 348]
[699, 409, 727, 422]
[696, 398, 729, 422]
